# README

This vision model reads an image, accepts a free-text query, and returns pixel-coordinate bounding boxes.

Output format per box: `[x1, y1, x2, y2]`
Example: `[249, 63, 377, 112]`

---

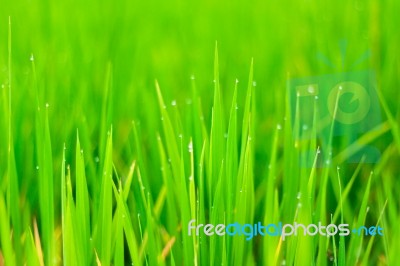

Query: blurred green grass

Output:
[0, 0, 399, 265]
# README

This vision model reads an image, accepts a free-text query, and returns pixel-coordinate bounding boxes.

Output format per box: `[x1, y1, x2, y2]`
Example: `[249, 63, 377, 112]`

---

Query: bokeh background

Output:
[0, 0, 399, 265]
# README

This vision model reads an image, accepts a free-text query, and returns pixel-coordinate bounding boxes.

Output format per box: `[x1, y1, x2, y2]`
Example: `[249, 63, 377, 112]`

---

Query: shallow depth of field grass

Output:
[0, 0, 399, 265]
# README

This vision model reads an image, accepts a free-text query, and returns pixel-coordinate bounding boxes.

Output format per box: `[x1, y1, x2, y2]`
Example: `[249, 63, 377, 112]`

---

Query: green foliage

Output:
[0, 0, 399, 265]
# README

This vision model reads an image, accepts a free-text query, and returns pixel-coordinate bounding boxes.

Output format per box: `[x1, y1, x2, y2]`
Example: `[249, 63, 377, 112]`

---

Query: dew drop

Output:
[45, 103, 49, 108]
[297, 192, 301, 199]
[188, 141, 193, 153]
[307, 86, 315, 94]
[94, 157, 99, 163]
[302, 124, 309, 131]
[30, 54, 34, 61]
[190, 75, 195, 80]
[36, 165, 39, 170]
[277, 124, 282, 130]
[235, 79, 239, 84]
[252, 81, 257, 87]
[171, 100, 176, 106]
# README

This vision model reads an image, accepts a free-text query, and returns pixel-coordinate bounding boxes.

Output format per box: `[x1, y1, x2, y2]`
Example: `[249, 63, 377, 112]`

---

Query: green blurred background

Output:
[0, 0, 399, 264]
[1, 0, 398, 187]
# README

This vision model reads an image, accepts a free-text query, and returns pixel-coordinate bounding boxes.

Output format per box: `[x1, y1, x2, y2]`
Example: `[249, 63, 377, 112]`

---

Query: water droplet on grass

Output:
[171, 100, 176, 106]
[252, 81, 257, 86]
[188, 141, 193, 153]
[277, 124, 282, 130]
[36, 165, 39, 170]
[30, 54, 34, 61]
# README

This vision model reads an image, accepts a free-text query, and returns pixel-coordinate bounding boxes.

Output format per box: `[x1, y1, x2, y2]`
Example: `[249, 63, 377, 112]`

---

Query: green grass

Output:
[0, 0, 400, 265]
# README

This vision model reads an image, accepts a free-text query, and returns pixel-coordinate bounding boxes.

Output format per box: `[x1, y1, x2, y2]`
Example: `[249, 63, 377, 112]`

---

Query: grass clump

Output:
[0, 0, 399, 265]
